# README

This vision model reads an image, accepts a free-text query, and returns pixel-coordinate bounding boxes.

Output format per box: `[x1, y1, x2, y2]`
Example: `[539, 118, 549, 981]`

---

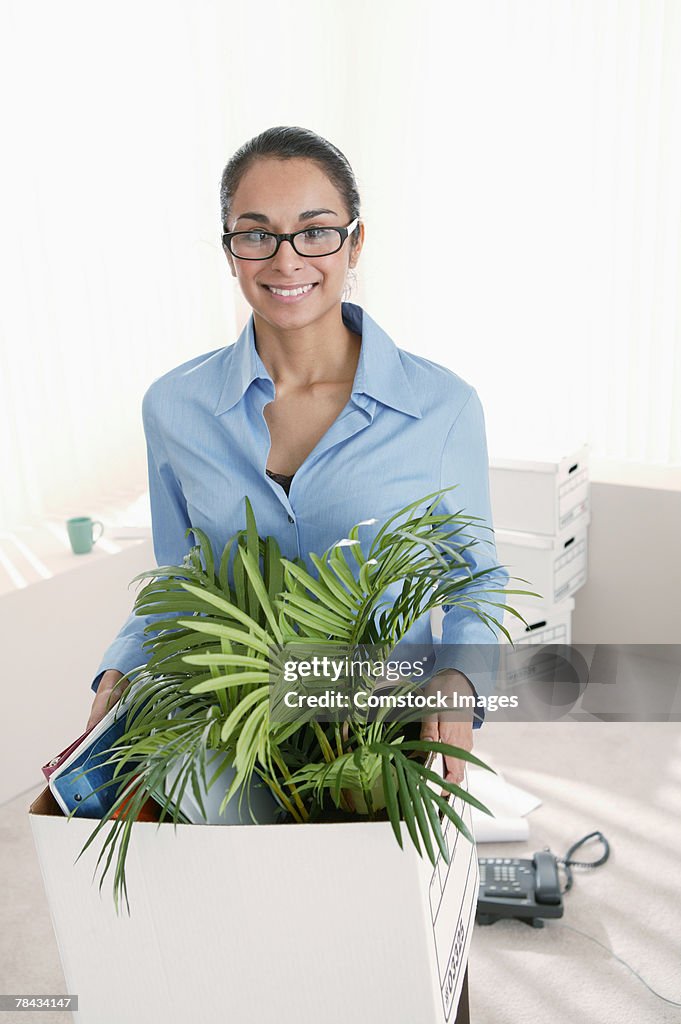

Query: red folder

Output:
[42, 727, 94, 780]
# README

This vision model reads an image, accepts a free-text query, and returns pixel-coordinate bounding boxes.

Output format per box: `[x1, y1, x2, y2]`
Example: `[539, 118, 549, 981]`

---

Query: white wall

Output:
[1, 542, 153, 805]
[573, 481, 681, 644]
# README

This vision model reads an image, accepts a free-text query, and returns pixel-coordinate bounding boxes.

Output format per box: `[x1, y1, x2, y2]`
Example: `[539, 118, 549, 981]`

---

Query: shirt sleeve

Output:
[429, 386, 509, 728]
[90, 387, 194, 693]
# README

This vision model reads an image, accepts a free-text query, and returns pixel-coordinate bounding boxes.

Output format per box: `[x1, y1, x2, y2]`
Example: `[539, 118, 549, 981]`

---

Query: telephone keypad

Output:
[477, 854, 564, 925]
[479, 857, 527, 898]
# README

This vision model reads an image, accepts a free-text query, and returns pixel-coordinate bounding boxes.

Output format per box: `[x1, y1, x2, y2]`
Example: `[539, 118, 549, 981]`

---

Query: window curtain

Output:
[2, 1, 679, 535]
[352, 0, 681, 468]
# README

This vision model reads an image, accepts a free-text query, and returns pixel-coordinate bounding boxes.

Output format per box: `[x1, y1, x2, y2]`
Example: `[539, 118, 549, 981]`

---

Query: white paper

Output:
[472, 814, 530, 843]
[468, 768, 541, 843]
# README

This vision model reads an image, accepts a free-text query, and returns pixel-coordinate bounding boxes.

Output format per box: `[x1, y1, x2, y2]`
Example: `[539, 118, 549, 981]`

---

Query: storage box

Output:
[504, 597, 575, 646]
[489, 445, 589, 536]
[495, 515, 589, 605]
[431, 598, 575, 647]
[29, 769, 478, 1024]
[500, 598, 575, 687]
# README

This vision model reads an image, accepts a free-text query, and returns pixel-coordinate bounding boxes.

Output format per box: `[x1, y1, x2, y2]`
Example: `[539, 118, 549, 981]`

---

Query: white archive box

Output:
[428, 599, 574, 645]
[504, 597, 575, 647]
[495, 514, 589, 606]
[430, 598, 575, 692]
[500, 598, 576, 688]
[489, 444, 590, 536]
[29, 766, 478, 1024]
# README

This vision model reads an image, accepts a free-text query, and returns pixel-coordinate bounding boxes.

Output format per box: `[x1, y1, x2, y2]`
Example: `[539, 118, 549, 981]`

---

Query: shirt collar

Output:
[214, 301, 422, 419]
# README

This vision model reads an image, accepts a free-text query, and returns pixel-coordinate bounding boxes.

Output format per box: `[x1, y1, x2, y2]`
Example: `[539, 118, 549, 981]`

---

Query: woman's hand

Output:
[86, 669, 126, 732]
[420, 670, 476, 794]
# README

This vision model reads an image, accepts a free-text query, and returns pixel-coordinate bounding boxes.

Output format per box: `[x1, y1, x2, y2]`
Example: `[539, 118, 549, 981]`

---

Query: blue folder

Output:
[49, 707, 134, 819]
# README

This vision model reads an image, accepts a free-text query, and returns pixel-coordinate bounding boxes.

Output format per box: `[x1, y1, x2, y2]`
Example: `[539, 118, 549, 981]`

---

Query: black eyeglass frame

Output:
[222, 217, 360, 260]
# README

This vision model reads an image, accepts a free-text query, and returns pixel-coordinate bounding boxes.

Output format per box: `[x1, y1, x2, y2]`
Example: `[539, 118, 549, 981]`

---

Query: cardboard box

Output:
[431, 597, 574, 646]
[500, 598, 575, 687]
[495, 514, 589, 605]
[489, 445, 589, 536]
[29, 769, 478, 1024]
[431, 598, 575, 692]
[504, 597, 575, 646]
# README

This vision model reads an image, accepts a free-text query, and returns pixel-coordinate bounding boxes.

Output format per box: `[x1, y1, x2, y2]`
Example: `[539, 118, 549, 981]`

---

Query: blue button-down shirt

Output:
[92, 302, 508, 727]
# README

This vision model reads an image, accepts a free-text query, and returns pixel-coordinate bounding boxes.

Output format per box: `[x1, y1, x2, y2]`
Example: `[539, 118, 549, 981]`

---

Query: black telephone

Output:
[476, 852, 564, 928]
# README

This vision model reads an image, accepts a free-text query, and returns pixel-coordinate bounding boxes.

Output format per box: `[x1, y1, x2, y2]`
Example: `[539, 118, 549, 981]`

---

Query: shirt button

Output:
[287, 514, 294, 524]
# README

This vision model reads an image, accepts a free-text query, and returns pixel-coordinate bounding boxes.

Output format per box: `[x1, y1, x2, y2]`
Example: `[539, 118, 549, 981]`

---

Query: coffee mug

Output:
[66, 516, 104, 555]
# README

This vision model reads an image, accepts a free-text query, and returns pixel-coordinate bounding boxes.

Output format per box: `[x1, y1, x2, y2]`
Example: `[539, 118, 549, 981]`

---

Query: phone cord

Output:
[556, 829, 610, 893]
[553, 831, 680, 1008]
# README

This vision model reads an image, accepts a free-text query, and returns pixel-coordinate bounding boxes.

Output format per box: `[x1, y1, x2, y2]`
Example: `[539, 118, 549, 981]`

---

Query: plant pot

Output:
[344, 769, 393, 815]
[314, 804, 390, 825]
[163, 748, 281, 825]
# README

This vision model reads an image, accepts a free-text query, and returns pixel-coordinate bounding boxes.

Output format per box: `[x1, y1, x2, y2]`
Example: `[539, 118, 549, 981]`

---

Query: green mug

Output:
[66, 516, 104, 555]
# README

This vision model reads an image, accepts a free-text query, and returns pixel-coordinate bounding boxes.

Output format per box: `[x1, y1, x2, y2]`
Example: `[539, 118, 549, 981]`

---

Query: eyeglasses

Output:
[222, 218, 359, 260]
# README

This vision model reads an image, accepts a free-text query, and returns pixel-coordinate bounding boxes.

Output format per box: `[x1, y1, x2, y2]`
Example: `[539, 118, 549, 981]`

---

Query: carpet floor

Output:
[2, 721, 680, 1023]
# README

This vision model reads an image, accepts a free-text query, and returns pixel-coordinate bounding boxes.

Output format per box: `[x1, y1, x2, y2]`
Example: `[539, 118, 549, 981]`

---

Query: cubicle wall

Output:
[1, 540, 153, 804]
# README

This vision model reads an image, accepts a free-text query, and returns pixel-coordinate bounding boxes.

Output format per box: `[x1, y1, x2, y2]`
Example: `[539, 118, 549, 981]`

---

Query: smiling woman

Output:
[220, 146, 363, 343]
[87, 126, 508, 797]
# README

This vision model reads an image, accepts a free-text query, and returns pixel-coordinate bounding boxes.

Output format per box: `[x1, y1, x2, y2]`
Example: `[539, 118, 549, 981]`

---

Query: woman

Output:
[86, 125, 507, 789]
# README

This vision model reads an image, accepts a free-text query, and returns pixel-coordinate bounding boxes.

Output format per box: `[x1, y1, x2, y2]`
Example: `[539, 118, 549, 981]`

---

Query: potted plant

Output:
[76, 487, 535, 914]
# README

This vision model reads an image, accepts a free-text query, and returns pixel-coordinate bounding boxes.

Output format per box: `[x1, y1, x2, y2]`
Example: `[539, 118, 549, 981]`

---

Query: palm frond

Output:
[80, 487, 537, 910]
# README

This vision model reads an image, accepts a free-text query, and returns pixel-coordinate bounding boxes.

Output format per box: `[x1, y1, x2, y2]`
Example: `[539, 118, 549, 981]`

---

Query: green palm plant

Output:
[76, 486, 537, 914]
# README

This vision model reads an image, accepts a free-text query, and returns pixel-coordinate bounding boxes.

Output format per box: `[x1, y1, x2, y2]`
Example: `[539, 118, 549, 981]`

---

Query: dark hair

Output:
[219, 126, 361, 248]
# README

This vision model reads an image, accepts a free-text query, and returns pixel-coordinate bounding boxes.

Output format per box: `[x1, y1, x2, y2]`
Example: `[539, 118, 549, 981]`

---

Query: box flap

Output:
[29, 786, 64, 817]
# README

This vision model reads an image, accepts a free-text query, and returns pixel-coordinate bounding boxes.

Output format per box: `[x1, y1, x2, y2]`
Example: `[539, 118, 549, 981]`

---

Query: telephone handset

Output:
[476, 851, 564, 928]
[534, 851, 562, 905]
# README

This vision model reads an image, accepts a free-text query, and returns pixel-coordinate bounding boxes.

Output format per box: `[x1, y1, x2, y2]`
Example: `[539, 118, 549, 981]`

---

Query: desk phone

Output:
[476, 852, 564, 928]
